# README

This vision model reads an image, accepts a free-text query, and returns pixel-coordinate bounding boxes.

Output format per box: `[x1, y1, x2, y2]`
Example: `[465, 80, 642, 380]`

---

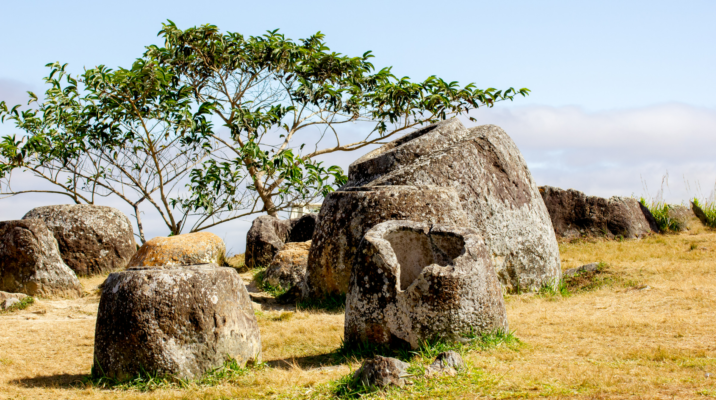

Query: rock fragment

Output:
[353, 356, 410, 389]
[563, 262, 600, 278]
[539, 186, 656, 239]
[425, 351, 465, 377]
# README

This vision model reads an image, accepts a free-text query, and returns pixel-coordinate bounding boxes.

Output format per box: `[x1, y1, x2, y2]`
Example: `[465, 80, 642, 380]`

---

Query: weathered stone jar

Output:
[0, 219, 82, 298]
[305, 185, 470, 298]
[345, 220, 508, 349]
[93, 264, 261, 380]
[328, 119, 562, 292]
[23, 204, 136, 276]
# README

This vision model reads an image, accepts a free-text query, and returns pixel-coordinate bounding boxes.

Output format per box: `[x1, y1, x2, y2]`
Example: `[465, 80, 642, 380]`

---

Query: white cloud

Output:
[467, 103, 716, 203]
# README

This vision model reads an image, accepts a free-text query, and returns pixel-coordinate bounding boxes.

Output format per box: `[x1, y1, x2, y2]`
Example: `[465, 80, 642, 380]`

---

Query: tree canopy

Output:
[0, 21, 529, 240]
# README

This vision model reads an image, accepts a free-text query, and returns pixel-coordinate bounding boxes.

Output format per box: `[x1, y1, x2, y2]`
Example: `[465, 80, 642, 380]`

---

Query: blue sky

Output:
[1, 1, 715, 250]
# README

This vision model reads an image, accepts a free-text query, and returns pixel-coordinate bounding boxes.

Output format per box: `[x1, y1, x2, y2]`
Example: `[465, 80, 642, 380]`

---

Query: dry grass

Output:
[1, 226, 715, 399]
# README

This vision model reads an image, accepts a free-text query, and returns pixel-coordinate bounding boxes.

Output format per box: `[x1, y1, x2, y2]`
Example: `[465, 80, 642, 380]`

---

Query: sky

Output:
[1, 0, 715, 252]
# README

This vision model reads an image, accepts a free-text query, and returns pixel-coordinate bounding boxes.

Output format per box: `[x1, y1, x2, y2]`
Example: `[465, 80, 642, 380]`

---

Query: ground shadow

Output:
[267, 352, 350, 371]
[12, 373, 88, 388]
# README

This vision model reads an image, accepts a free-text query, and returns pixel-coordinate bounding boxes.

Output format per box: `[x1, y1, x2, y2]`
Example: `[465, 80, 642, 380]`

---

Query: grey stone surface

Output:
[1, 297, 21, 310]
[539, 186, 656, 239]
[426, 351, 465, 377]
[667, 205, 696, 231]
[93, 264, 261, 380]
[0, 290, 29, 304]
[264, 241, 310, 290]
[23, 205, 136, 276]
[305, 186, 470, 298]
[345, 220, 508, 349]
[563, 262, 600, 278]
[346, 118, 472, 187]
[353, 356, 410, 389]
[245, 213, 317, 269]
[0, 220, 82, 299]
[341, 121, 561, 292]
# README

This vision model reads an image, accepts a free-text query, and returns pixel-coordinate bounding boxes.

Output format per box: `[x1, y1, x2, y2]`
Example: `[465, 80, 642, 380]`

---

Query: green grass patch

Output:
[0, 296, 34, 314]
[252, 267, 288, 297]
[295, 293, 346, 313]
[537, 279, 571, 299]
[336, 329, 520, 364]
[84, 358, 264, 391]
[326, 330, 520, 399]
[536, 262, 641, 300]
[693, 198, 716, 228]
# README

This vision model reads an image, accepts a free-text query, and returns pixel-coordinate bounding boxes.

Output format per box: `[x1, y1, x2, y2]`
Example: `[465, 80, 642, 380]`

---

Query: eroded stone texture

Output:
[0, 291, 29, 310]
[667, 205, 696, 231]
[245, 213, 317, 269]
[347, 118, 471, 187]
[345, 220, 508, 349]
[23, 205, 136, 276]
[264, 241, 310, 290]
[94, 265, 261, 380]
[539, 186, 656, 239]
[305, 186, 470, 298]
[128, 232, 225, 268]
[0, 220, 82, 298]
[353, 356, 410, 389]
[425, 351, 464, 377]
[341, 121, 561, 292]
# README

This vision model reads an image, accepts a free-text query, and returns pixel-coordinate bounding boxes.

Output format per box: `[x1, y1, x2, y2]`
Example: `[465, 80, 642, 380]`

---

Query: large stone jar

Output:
[305, 185, 470, 298]
[345, 220, 508, 348]
[341, 120, 561, 292]
[93, 264, 261, 380]
[23, 204, 136, 276]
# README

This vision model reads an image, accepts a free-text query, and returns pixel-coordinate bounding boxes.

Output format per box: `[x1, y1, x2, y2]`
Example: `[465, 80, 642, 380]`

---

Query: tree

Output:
[0, 22, 529, 240]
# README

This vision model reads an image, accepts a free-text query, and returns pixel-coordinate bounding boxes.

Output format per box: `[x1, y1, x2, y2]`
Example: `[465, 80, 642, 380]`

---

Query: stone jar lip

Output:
[126, 263, 221, 271]
[339, 185, 459, 193]
[361, 220, 482, 293]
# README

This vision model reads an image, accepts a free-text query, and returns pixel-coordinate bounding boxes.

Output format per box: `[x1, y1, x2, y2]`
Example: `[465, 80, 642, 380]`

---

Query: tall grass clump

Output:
[693, 198, 716, 228]
[640, 173, 683, 232]
[640, 198, 681, 233]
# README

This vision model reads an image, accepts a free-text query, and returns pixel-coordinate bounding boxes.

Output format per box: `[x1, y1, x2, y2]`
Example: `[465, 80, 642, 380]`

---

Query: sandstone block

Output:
[539, 186, 656, 238]
[353, 356, 410, 389]
[340, 121, 561, 292]
[128, 232, 225, 268]
[264, 241, 310, 290]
